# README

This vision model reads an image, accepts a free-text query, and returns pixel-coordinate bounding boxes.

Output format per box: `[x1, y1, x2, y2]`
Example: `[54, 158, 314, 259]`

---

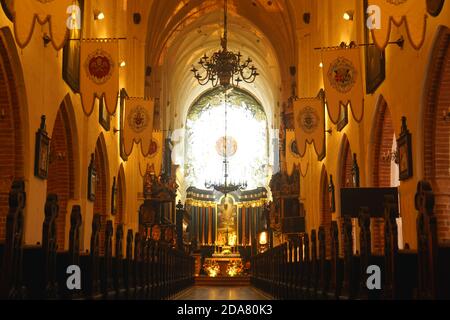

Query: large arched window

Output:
[185, 87, 270, 190]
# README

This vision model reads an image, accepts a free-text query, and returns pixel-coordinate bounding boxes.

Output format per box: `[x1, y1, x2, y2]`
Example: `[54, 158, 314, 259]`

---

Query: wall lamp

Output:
[343, 10, 354, 21]
[444, 108, 450, 122]
[94, 10, 105, 20]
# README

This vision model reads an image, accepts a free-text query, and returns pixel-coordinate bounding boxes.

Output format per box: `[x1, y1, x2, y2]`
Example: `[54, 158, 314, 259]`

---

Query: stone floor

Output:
[174, 286, 272, 300]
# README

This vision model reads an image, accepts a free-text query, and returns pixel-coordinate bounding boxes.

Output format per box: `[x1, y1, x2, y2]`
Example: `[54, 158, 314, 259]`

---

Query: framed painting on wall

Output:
[0, 0, 13, 21]
[62, 0, 84, 92]
[88, 154, 97, 202]
[427, 0, 445, 16]
[397, 117, 413, 181]
[98, 96, 110, 131]
[363, 0, 386, 94]
[111, 176, 117, 215]
[34, 116, 51, 180]
[337, 104, 349, 132]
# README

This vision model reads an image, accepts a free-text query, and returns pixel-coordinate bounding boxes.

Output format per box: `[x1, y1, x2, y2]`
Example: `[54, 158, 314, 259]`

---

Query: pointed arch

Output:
[423, 26, 450, 244]
[47, 95, 79, 250]
[370, 95, 396, 188]
[94, 132, 110, 255]
[0, 27, 29, 241]
[320, 165, 332, 258]
[338, 134, 353, 189]
[116, 163, 126, 227]
[368, 95, 399, 254]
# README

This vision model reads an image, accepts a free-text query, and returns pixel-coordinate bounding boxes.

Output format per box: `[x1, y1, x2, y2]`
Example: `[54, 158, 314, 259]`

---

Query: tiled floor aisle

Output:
[174, 286, 271, 300]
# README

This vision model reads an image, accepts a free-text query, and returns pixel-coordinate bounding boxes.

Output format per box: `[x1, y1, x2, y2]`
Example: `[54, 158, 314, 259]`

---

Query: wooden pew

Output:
[309, 229, 319, 298]
[416, 180, 450, 299]
[302, 233, 311, 299]
[358, 208, 372, 300]
[113, 224, 126, 299]
[295, 236, 303, 299]
[124, 230, 135, 299]
[100, 220, 115, 299]
[328, 221, 343, 299]
[317, 226, 330, 299]
[141, 236, 149, 299]
[280, 242, 288, 299]
[148, 239, 156, 299]
[22, 194, 59, 299]
[340, 215, 359, 300]
[0, 180, 26, 299]
[80, 214, 102, 300]
[56, 205, 83, 299]
[134, 232, 143, 299]
[286, 240, 295, 299]
[379, 193, 417, 300]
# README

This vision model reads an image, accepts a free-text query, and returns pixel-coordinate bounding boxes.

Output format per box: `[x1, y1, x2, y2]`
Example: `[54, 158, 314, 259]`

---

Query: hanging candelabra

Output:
[191, 0, 259, 88]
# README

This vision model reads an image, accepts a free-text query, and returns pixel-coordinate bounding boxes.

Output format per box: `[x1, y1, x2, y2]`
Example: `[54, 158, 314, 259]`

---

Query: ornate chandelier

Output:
[191, 0, 259, 88]
[205, 92, 247, 196]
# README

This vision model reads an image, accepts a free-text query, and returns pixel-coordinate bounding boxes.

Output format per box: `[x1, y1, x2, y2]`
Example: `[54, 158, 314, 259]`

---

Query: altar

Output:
[204, 243, 244, 277]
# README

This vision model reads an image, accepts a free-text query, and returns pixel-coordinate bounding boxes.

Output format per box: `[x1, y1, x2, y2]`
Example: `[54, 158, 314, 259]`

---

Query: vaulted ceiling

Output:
[143, 0, 299, 129]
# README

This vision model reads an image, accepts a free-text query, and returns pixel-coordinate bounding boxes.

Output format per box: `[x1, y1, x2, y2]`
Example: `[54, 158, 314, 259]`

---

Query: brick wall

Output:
[47, 104, 75, 251]
[371, 100, 394, 255]
[339, 137, 353, 254]
[0, 34, 24, 241]
[424, 28, 450, 244]
[94, 138, 107, 256]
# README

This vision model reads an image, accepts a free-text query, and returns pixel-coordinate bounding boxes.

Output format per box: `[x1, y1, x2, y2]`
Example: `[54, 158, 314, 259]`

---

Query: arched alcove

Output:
[423, 26, 450, 245]
[0, 27, 28, 241]
[47, 98, 77, 251]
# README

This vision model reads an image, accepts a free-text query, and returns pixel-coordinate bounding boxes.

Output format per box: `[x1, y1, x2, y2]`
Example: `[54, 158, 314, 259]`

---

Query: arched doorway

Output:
[320, 165, 332, 258]
[94, 134, 109, 255]
[423, 26, 450, 245]
[47, 97, 77, 250]
[0, 27, 27, 241]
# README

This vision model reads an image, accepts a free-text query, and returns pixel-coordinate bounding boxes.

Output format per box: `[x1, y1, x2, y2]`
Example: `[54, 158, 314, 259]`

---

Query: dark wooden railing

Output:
[0, 180, 195, 300]
[251, 180, 450, 300]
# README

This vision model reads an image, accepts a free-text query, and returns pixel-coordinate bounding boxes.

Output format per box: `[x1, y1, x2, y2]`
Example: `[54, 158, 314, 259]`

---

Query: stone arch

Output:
[338, 134, 353, 189]
[0, 27, 29, 241]
[94, 133, 110, 255]
[423, 26, 450, 244]
[47, 96, 78, 250]
[319, 165, 332, 258]
[116, 164, 126, 227]
[370, 95, 396, 188]
[369, 95, 398, 254]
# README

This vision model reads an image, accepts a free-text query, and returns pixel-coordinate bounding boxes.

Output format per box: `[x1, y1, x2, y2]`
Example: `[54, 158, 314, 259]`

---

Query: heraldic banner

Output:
[322, 47, 364, 124]
[13, 0, 73, 50]
[80, 40, 119, 115]
[293, 96, 325, 158]
[123, 98, 155, 157]
[286, 130, 310, 177]
[138, 131, 163, 177]
[368, 0, 427, 50]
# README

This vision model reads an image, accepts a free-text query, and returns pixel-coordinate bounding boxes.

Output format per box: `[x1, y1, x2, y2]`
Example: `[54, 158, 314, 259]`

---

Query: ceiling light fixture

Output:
[191, 0, 259, 88]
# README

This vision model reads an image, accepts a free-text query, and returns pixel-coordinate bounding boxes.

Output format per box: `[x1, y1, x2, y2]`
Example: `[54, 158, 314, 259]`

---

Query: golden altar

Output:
[204, 245, 243, 277]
